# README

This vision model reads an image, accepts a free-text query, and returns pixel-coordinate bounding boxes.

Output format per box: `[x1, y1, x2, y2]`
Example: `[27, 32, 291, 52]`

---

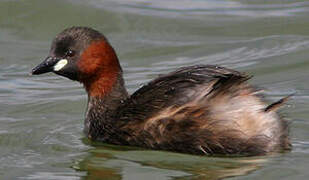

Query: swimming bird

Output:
[31, 27, 291, 156]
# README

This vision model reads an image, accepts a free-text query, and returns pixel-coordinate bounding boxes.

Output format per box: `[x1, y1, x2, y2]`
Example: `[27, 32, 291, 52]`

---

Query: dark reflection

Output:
[74, 140, 267, 180]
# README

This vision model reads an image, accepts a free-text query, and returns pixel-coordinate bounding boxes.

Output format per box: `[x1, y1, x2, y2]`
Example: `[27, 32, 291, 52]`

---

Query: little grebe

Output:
[31, 27, 291, 156]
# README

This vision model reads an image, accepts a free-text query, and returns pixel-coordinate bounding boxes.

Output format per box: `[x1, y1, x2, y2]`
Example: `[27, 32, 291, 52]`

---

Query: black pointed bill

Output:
[31, 57, 67, 75]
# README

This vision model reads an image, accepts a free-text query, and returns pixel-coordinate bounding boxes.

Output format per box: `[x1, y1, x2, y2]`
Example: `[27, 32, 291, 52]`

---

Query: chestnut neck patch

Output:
[78, 39, 122, 97]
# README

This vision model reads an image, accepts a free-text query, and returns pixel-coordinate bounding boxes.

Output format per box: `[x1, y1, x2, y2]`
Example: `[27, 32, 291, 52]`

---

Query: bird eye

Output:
[66, 50, 75, 57]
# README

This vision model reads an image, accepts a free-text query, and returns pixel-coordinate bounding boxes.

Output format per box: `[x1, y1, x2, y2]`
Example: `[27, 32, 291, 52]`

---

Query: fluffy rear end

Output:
[142, 75, 291, 155]
[195, 76, 291, 155]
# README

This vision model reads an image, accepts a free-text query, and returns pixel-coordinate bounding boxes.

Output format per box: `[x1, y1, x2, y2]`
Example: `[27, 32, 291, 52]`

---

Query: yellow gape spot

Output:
[54, 59, 68, 71]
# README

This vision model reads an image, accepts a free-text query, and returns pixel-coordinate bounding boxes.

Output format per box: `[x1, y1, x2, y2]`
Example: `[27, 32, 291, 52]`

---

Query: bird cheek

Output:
[77, 57, 101, 77]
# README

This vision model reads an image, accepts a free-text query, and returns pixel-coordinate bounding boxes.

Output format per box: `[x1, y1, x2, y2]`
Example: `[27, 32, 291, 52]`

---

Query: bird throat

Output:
[83, 73, 129, 142]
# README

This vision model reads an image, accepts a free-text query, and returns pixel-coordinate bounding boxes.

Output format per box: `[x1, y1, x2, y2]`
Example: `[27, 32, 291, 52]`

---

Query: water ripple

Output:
[78, 0, 309, 17]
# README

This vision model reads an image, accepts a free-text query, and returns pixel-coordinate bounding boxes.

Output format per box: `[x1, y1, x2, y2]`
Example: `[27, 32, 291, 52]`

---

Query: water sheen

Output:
[1, 0, 309, 179]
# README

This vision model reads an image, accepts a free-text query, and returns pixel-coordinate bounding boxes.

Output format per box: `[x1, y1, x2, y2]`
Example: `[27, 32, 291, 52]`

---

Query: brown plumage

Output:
[31, 27, 291, 156]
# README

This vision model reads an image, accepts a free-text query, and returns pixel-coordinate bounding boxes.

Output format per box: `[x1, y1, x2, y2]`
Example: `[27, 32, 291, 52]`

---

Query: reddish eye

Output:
[66, 50, 75, 57]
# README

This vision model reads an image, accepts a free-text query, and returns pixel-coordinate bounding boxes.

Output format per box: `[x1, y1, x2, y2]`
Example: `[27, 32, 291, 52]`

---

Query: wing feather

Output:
[116, 65, 247, 123]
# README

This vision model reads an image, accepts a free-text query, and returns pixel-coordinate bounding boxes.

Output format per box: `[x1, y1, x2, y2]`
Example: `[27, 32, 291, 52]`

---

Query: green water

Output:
[1, 0, 309, 179]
